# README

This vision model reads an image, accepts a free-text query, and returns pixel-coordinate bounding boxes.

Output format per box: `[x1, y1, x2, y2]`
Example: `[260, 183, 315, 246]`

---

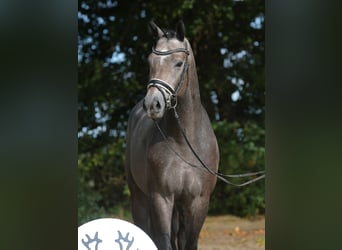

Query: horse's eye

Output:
[175, 61, 183, 68]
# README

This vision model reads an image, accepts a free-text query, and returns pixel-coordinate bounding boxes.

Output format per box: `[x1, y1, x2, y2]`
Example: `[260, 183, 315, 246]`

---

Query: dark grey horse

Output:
[125, 21, 219, 250]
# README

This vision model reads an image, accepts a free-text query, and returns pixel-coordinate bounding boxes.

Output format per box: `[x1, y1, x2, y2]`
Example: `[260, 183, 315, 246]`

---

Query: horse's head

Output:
[143, 21, 189, 120]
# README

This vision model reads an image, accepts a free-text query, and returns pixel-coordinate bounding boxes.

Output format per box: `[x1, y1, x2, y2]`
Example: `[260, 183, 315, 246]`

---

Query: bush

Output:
[78, 136, 131, 225]
[209, 120, 265, 217]
[78, 175, 106, 225]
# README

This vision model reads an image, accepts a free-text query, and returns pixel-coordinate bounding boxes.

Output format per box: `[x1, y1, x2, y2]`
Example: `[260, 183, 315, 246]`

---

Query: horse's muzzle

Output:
[143, 90, 166, 120]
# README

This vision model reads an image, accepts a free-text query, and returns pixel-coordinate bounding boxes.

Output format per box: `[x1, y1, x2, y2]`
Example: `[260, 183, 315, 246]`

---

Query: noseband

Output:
[147, 43, 189, 109]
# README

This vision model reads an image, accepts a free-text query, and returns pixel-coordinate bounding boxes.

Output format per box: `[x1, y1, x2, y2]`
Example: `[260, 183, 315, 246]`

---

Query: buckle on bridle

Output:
[168, 94, 177, 109]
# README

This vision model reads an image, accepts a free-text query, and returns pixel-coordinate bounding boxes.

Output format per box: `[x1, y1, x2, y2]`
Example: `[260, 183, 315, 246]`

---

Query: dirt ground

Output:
[198, 215, 265, 250]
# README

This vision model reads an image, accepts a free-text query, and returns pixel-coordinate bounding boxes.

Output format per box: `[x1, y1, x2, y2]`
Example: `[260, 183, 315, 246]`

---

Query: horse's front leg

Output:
[177, 195, 211, 250]
[150, 192, 174, 250]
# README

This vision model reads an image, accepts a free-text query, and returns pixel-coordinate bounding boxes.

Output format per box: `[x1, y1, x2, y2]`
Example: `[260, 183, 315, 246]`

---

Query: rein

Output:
[154, 110, 265, 187]
[149, 43, 265, 187]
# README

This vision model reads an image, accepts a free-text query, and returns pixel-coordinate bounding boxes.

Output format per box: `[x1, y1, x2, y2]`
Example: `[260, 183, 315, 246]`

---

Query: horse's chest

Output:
[167, 168, 203, 197]
[147, 148, 204, 196]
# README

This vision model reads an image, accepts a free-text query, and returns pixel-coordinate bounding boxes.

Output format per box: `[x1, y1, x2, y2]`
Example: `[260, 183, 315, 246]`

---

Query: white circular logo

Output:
[78, 218, 157, 250]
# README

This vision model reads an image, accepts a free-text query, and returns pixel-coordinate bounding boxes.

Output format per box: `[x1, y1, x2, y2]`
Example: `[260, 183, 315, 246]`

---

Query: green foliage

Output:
[210, 120, 265, 216]
[78, 175, 105, 225]
[78, 0, 264, 222]
[78, 172, 132, 225]
[78, 137, 131, 224]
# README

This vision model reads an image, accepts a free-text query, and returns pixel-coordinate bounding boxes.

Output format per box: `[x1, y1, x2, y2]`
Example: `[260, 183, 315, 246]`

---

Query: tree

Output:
[78, 0, 264, 223]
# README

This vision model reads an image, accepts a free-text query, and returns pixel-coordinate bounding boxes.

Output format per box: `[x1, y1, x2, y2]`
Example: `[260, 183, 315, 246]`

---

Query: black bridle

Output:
[147, 43, 189, 109]
[149, 42, 265, 187]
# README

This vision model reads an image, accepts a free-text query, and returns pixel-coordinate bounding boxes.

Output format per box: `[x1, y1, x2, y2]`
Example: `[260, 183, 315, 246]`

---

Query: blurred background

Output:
[2, 0, 341, 249]
[78, 0, 264, 225]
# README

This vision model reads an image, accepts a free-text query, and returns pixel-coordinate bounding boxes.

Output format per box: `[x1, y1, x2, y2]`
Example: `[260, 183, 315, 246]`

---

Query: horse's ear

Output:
[148, 20, 164, 39]
[176, 20, 185, 41]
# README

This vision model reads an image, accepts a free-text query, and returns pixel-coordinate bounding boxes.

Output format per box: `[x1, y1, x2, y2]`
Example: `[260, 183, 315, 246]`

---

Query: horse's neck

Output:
[178, 41, 202, 116]
[177, 41, 202, 124]
[165, 60, 202, 141]
[177, 78, 201, 122]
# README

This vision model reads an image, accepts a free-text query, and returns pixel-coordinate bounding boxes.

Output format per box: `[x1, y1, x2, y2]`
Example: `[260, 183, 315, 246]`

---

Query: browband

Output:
[152, 47, 189, 56]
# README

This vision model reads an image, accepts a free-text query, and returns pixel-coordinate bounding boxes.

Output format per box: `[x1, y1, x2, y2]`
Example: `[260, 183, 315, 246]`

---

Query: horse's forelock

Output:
[161, 29, 177, 40]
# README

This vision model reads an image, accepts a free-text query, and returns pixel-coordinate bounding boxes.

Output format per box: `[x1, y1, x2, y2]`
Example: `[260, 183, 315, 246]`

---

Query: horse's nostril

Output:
[152, 98, 162, 112]
[155, 101, 161, 110]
